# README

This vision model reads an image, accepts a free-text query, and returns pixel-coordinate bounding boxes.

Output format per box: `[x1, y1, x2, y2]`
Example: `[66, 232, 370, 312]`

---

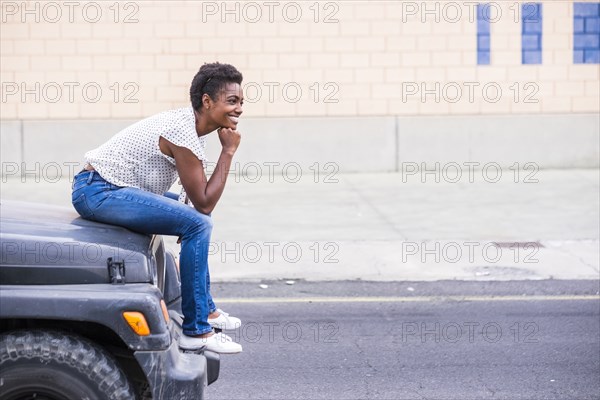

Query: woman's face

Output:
[204, 82, 244, 130]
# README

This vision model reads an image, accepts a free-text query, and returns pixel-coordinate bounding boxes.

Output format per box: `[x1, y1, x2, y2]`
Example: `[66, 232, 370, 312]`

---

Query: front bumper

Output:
[134, 312, 220, 400]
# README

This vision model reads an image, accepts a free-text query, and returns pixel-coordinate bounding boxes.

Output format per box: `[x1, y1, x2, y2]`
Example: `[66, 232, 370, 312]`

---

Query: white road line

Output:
[218, 295, 600, 304]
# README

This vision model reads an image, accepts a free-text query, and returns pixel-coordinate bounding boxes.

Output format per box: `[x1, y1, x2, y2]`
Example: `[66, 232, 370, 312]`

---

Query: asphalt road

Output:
[206, 280, 600, 400]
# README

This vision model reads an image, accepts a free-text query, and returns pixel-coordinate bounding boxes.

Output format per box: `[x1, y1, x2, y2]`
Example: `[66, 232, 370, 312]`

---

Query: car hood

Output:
[0, 200, 156, 285]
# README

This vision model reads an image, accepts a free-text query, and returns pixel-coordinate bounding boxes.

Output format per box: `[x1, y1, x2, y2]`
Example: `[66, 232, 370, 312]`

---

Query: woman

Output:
[71, 62, 244, 354]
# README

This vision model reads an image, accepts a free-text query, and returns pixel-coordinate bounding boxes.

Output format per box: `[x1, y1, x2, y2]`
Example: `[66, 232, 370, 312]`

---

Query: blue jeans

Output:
[72, 170, 215, 336]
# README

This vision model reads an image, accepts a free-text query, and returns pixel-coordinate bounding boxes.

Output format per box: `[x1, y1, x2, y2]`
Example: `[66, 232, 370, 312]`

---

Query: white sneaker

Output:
[208, 309, 241, 330]
[179, 332, 242, 354]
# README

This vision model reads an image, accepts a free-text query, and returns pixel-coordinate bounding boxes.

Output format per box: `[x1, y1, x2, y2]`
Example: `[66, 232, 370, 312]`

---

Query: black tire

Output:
[0, 330, 136, 400]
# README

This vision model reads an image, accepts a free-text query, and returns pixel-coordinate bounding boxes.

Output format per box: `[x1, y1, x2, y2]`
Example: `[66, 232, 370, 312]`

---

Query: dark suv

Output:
[0, 200, 219, 400]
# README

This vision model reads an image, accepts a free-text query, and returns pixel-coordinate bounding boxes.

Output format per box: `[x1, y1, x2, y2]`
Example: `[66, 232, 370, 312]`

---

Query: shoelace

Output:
[215, 333, 233, 343]
[216, 308, 229, 317]
[209, 309, 231, 322]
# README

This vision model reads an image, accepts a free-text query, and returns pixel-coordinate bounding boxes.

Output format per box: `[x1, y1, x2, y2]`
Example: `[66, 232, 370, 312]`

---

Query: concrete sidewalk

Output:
[1, 169, 599, 282]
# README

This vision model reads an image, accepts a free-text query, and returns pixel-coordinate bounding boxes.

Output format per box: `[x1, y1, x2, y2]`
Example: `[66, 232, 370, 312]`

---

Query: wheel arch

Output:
[0, 319, 149, 396]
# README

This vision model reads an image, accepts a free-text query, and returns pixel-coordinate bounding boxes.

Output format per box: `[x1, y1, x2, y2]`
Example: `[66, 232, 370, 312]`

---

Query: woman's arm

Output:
[160, 128, 241, 215]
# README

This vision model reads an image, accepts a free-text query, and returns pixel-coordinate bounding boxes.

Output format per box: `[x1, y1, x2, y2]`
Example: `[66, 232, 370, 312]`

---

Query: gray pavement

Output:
[1, 168, 598, 282]
[207, 280, 600, 400]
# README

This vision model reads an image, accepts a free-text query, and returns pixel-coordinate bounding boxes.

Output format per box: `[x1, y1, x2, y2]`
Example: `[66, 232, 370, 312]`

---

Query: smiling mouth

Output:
[228, 115, 239, 124]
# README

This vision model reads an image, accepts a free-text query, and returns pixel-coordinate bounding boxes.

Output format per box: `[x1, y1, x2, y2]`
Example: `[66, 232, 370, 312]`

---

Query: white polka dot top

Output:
[84, 107, 206, 197]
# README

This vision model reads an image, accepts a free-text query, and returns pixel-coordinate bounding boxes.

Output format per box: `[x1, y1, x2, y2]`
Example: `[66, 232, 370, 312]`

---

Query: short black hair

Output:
[190, 62, 243, 111]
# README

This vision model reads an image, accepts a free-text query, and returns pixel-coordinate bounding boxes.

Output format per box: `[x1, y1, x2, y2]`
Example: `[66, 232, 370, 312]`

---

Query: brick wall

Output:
[1, 0, 599, 120]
